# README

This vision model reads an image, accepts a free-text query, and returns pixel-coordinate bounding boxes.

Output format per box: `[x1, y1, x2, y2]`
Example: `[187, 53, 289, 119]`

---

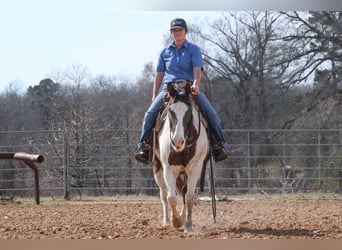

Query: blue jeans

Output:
[139, 84, 226, 144]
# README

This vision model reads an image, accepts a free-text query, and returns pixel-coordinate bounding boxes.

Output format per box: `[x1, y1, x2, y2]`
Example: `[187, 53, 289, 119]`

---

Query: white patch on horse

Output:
[169, 102, 188, 152]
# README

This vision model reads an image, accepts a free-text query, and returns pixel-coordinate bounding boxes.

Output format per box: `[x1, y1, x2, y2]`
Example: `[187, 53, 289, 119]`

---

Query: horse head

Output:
[166, 82, 193, 152]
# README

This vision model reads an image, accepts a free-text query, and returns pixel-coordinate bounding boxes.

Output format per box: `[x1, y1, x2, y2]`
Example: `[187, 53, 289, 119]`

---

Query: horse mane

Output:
[165, 82, 193, 105]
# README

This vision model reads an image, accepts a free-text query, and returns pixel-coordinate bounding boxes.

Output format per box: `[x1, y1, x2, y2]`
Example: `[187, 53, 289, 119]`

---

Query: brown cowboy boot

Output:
[134, 142, 152, 164]
[208, 130, 228, 162]
[212, 142, 229, 162]
[135, 131, 153, 164]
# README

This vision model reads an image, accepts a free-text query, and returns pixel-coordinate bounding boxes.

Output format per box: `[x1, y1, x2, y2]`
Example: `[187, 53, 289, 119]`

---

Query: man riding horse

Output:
[135, 18, 228, 164]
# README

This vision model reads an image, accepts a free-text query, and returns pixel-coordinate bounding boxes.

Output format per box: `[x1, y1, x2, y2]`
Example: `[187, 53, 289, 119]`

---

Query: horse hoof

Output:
[184, 222, 193, 233]
[172, 219, 183, 228]
[162, 221, 171, 227]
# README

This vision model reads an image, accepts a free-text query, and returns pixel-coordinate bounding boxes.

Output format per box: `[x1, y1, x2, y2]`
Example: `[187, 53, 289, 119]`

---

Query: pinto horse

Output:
[153, 81, 209, 233]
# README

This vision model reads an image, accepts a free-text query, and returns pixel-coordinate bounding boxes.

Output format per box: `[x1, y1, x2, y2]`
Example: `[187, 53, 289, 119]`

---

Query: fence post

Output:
[247, 130, 251, 192]
[282, 131, 287, 193]
[283, 131, 286, 175]
[317, 131, 321, 186]
[63, 131, 70, 200]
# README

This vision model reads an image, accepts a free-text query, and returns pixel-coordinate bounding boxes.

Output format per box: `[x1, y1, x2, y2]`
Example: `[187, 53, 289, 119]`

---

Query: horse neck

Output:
[191, 102, 201, 132]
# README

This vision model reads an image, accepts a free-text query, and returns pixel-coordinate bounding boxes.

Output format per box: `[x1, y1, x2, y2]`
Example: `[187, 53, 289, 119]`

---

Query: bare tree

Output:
[281, 11, 342, 94]
[194, 11, 295, 129]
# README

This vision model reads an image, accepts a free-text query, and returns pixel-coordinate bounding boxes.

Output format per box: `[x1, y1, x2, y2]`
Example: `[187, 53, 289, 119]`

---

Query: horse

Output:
[152, 81, 209, 233]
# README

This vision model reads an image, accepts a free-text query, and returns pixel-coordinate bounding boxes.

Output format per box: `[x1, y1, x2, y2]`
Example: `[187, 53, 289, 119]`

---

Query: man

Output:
[135, 18, 228, 164]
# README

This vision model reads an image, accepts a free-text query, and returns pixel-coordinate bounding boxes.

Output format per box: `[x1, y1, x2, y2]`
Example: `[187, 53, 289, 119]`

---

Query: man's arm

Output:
[191, 67, 202, 95]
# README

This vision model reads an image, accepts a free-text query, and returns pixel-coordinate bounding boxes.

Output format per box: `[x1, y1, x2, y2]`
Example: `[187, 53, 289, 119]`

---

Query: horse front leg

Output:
[164, 169, 182, 229]
[154, 170, 170, 226]
[160, 189, 170, 226]
[183, 192, 195, 233]
[185, 195, 195, 233]
[179, 198, 187, 227]
[183, 172, 200, 233]
[168, 195, 182, 228]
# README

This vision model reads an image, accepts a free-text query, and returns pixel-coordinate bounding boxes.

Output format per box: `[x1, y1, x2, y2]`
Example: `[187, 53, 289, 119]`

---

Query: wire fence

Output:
[0, 129, 341, 199]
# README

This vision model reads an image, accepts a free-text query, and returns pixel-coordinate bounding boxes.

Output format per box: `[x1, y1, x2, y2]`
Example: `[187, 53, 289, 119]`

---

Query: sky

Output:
[0, 1, 222, 93]
[0, 0, 340, 93]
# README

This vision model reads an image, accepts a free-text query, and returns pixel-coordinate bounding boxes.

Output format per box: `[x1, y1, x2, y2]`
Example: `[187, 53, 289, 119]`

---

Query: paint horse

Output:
[153, 81, 209, 233]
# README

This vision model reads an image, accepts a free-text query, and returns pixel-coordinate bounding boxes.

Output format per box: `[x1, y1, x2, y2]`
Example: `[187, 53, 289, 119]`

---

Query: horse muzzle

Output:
[171, 138, 185, 152]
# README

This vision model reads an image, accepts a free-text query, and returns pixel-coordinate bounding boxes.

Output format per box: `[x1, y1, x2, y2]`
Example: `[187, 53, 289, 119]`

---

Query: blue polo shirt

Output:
[156, 40, 203, 83]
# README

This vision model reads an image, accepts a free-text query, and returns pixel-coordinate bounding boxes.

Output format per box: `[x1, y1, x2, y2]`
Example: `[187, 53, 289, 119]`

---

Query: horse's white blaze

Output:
[169, 102, 188, 152]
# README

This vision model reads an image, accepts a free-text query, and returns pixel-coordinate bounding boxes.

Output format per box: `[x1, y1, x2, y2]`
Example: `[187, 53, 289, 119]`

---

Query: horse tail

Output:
[176, 171, 187, 204]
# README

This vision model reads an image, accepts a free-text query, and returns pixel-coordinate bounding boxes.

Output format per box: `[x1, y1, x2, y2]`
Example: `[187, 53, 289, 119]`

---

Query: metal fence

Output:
[0, 129, 341, 199]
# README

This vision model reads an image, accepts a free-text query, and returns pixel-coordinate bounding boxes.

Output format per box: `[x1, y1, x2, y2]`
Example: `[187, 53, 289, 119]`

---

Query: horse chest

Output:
[168, 146, 196, 166]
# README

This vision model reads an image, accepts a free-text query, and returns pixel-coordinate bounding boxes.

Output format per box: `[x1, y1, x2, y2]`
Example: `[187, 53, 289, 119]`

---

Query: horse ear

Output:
[167, 83, 176, 97]
[185, 83, 191, 96]
[163, 92, 170, 102]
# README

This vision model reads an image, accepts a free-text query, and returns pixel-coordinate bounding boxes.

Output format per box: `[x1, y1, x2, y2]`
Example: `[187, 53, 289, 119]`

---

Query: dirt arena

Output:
[0, 197, 341, 239]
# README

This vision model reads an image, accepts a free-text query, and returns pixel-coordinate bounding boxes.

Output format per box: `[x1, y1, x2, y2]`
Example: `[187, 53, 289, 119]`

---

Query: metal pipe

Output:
[0, 152, 43, 204]
[0, 152, 44, 163]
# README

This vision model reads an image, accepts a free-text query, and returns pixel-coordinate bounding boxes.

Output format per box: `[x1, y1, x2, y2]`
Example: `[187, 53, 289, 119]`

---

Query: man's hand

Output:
[191, 84, 200, 95]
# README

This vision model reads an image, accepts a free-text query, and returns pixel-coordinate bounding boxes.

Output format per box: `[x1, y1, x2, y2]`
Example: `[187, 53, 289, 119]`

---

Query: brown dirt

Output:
[0, 199, 341, 239]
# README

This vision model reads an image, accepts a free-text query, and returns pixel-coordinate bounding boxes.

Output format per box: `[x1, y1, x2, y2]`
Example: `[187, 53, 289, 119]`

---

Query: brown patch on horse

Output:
[176, 172, 187, 201]
[168, 122, 198, 166]
[153, 156, 162, 174]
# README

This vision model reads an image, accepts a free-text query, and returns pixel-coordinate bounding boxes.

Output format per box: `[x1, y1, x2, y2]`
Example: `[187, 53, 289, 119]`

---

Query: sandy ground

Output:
[0, 199, 341, 239]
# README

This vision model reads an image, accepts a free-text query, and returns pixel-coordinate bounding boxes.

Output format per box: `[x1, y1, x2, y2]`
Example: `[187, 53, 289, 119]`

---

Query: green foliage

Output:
[314, 69, 330, 83]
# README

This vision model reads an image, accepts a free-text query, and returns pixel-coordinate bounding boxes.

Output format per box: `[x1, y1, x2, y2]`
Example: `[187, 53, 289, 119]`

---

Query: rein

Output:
[208, 137, 217, 223]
